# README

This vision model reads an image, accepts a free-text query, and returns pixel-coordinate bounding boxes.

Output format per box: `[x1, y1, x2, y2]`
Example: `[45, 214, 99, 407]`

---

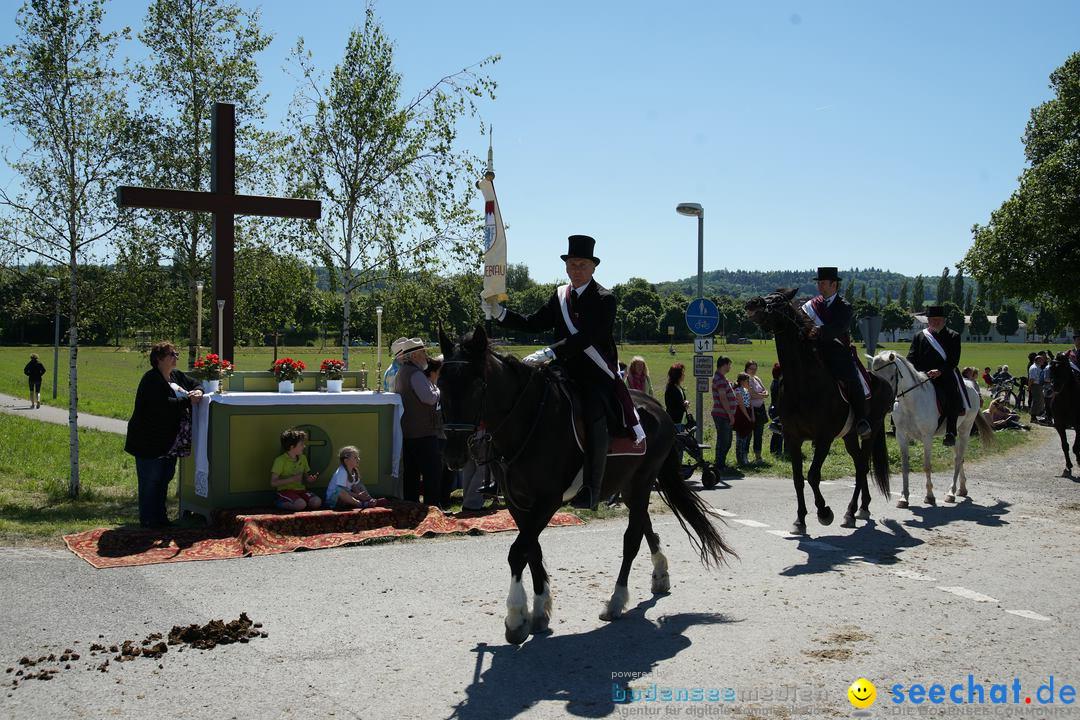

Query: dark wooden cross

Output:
[117, 102, 321, 362]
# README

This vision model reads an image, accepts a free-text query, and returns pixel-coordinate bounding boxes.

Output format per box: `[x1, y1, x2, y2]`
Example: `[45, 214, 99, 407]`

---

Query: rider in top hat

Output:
[803, 267, 871, 439]
[481, 235, 643, 510]
[907, 305, 964, 446]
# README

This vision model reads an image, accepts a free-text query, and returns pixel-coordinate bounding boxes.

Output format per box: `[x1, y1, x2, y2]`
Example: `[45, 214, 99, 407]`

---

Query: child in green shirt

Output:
[271, 428, 322, 511]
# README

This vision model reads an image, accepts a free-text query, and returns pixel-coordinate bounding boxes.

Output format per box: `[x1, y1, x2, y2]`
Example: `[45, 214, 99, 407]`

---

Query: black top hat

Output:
[813, 267, 841, 282]
[925, 306, 946, 318]
[560, 235, 600, 266]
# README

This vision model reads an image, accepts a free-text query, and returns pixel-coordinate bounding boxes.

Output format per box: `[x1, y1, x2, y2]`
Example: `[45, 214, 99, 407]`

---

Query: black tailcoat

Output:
[907, 327, 963, 414]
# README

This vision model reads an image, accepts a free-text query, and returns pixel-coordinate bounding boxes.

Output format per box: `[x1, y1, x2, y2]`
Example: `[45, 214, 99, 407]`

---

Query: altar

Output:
[179, 391, 403, 521]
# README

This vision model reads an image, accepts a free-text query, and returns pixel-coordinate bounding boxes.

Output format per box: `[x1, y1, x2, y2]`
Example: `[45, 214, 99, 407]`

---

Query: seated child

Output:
[325, 445, 388, 510]
[271, 428, 323, 511]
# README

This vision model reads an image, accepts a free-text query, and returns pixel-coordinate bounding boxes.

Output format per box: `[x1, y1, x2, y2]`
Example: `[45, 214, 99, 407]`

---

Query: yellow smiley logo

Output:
[848, 678, 876, 709]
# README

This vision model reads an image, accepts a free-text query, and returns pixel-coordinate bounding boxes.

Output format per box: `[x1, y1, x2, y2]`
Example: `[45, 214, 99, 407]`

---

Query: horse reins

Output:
[875, 358, 933, 399]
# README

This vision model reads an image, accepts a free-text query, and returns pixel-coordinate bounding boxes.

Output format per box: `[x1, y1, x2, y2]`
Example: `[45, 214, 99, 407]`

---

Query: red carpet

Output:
[63, 502, 584, 569]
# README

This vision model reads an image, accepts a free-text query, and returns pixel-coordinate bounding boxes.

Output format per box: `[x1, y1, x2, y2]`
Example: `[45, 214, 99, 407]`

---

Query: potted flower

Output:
[320, 358, 346, 393]
[193, 353, 234, 393]
[270, 357, 306, 393]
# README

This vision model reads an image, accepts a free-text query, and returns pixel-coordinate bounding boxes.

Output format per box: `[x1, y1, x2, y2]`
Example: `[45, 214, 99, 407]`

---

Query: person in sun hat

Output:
[480, 234, 644, 510]
[391, 337, 449, 511]
[907, 305, 964, 446]
[802, 266, 871, 439]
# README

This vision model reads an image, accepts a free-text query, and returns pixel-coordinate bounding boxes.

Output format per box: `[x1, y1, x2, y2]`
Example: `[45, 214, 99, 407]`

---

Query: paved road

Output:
[0, 428, 1077, 719]
[0, 392, 127, 434]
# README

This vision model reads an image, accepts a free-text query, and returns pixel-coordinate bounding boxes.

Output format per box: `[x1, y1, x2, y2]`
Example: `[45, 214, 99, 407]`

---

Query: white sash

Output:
[557, 284, 615, 380]
[801, 300, 823, 327]
[922, 328, 948, 362]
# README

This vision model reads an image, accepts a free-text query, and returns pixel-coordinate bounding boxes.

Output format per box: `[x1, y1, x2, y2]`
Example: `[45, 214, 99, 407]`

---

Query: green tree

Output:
[975, 278, 987, 309]
[0, 0, 138, 497]
[1034, 306, 1060, 341]
[133, 0, 275, 367]
[952, 266, 965, 309]
[287, 6, 497, 368]
[963, 52, 1080, 322]
[843, 278, 855, 301]
[234, 247, 316, 346]
[944, 301, 966, 335]
[936, 267, 951, 305]
[963, 286, 974, 314]
[911, 276, 925, 312]
[882, 302, 912, 341]
[996, 304, 1020, 340]
[898, 280, 909, 309]
[968, 306, 991, 338]
[625, 306, 659, 342]
[613, 278, 662, 316]
[987, 287, 1003, 315]
[506, 262, 533, 293]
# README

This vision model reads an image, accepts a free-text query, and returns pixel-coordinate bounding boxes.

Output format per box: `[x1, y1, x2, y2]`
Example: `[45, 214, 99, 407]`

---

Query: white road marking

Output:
[732, 518, 769, 528]
[710, 509, 737, 518]
[766, 530, 797, 539]
[1006, 609, 1051, 622]
[937, 586, 997, 602]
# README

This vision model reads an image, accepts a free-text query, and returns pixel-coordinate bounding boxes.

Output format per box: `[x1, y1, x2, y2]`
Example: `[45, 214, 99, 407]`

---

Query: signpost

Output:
[694, 336, 714, 353]
[696, 377, 710, 393]
[686, 297, 719, 442]
[685, 297, 720, 336]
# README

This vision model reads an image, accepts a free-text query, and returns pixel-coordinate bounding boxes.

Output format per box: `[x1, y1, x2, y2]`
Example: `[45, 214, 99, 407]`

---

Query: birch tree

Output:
[287, 5, 497, 367]
[0, 0, 138, 497]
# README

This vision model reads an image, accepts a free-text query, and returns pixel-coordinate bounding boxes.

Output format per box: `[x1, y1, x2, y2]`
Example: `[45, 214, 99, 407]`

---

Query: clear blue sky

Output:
[3, 0, 1078, 287]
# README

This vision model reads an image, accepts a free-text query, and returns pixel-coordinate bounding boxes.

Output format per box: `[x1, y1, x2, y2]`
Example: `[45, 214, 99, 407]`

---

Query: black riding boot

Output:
[572, 415, 608, 511]
[846, 380, 872, 439]
[943, 414, 958, 446]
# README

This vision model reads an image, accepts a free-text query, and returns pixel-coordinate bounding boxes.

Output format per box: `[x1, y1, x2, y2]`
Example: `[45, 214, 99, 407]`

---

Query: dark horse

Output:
[437, 326, 734, 645]
[745, 289, 894, 534]
[1048, 353, 1080, 476]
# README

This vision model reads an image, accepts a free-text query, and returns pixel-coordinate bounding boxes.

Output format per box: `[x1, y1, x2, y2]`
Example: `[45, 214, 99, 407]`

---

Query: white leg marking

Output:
[505, 577, 530, 643]
[650, 550, 670, 594]
[531, 581, 553, 633]
[600, 584, 630, 621]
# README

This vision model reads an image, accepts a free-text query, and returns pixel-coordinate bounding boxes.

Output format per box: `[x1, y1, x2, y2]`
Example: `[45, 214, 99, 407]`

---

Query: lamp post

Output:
[195, 281, 204, 361]
[216, 300, 225, 359]
[676, 202, 705, 442]
[45, 277, 60, 399]
[375, 306, 383, 393]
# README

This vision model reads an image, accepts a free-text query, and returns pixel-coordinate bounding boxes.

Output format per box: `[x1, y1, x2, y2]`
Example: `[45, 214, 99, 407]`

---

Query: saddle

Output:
[547, 368, 647, 458]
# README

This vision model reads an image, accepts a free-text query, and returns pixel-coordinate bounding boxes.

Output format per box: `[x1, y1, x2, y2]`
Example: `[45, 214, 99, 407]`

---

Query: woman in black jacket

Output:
[664, 362, 689, 430]
[124, 341, 203, 527]
[23, 353, 46, 409]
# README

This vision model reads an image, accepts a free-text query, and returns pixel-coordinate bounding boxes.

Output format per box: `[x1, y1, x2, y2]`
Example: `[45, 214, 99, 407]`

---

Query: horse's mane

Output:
[768, 288, 816, 337]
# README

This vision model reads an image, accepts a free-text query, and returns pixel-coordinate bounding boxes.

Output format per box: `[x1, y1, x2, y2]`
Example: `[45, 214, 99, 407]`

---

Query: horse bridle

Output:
[441, 356, 550, 467]
[873, 357, 933, 399]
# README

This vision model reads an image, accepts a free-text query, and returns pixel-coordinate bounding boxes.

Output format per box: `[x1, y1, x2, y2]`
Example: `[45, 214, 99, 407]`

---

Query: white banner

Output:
[476, 166, 507, 304]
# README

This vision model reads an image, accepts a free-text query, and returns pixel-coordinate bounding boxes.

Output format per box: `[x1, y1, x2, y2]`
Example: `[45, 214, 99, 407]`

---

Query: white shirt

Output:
[1028, 363, 1043, 384]
[823, 292, 837, 307]
[328, 465, 368, 496]
[573, 280, 591, 296]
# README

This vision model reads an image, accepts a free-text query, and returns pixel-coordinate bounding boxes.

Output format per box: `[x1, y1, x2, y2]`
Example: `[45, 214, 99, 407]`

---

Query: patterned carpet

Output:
[63, 502, 584, 569]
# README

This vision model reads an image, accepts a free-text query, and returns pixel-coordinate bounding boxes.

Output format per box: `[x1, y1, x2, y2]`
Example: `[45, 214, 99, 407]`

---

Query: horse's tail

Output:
[655, 444, 737, 567]
[871, 425, 891, 498]
[974, 409, 995, 446]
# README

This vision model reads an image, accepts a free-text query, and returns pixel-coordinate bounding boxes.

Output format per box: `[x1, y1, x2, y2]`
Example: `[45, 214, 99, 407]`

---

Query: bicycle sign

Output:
[685, 297, 720, 336]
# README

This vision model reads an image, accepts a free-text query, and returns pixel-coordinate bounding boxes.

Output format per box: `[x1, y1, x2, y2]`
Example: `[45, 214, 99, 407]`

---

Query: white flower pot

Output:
[278, 380, 294, 393]
[326, 378, 343, 393]
[203, 379, 220, 393]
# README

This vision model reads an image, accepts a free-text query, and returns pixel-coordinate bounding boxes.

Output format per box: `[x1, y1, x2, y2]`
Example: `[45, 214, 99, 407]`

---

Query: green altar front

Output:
[179, 374, 403, 520]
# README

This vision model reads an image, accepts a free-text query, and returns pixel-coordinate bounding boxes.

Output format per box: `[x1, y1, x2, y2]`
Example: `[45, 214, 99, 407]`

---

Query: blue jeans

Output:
[712, 416, 733, 470]
[135, 456, 177, 527]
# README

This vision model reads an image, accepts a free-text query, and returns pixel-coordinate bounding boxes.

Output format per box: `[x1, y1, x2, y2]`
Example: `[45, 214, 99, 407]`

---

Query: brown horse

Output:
[746, 289, 894, 534]
[1048, 353, 1080, 476]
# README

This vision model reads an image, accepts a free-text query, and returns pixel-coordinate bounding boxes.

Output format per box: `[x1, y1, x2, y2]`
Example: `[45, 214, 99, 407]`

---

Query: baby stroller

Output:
[675, 415, 719, 489]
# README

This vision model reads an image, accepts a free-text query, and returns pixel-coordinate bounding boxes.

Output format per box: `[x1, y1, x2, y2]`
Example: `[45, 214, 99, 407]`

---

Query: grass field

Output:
[0, 339, 1065, 423]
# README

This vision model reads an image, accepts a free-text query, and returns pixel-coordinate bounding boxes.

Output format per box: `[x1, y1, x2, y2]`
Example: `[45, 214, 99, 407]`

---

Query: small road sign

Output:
[685, 297, 720, 336]
[694, 336, 714, 353]
[696, 377, 710, 393]
[693, 355, 713, 378]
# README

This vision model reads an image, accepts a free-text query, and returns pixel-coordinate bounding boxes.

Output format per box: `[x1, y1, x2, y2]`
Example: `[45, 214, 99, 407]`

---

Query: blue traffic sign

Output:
[685, 297, 720, 336]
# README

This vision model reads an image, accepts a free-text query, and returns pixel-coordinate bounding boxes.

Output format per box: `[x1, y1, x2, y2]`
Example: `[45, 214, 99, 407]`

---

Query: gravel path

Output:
[0, 392, 127, 434]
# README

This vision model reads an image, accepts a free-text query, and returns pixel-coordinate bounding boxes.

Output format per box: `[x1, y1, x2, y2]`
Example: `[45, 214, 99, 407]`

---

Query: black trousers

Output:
[402, 436, 445, 507]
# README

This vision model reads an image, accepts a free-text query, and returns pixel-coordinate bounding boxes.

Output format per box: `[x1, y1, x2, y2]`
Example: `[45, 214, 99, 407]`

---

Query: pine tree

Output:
[953, 266, 965, 308]
[937, 267, 951, 305]
[964, 286, 974, 314]
[912, 276, 925, 312]
[898, 280, 909, 309]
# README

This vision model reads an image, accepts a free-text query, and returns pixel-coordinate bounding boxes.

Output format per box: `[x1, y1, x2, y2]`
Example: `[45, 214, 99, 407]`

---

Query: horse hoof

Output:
[599, 607, 623, 622]
[924, 496, 936, 506]
[505, 621, 530, 645]
[530, 616, 551, 635]
[855, 509, 870, 520]
[956, 488, 968, 498]
[840, 515, 856, 529]
[817, 507, 834, 526]
[896, 499, 909, 509]
[944, 494, 956, 504]
[790, 522, 807, 535]
[651, 574, 671, 595]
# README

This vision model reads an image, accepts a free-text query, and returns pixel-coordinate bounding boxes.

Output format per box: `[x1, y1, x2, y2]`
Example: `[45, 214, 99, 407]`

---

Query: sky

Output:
[2, 0, 1078, 287]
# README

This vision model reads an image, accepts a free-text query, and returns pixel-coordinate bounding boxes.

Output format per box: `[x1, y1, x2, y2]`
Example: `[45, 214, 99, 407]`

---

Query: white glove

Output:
[522, 347, 555, 366]
[480, 298, 506, 321]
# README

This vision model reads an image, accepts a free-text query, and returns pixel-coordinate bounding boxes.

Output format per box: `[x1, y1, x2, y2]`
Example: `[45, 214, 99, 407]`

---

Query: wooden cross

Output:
[117, 102, 321, 362]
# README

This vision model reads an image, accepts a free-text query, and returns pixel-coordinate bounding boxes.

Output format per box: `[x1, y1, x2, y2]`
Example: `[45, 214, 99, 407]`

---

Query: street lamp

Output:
[676, 202, 705, 442]
[45, 277, 60, 399]
[195, 281, 204, 362]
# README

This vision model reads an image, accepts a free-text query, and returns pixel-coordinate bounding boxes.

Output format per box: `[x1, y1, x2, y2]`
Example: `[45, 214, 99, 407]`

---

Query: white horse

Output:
[869, 350, 994, 506]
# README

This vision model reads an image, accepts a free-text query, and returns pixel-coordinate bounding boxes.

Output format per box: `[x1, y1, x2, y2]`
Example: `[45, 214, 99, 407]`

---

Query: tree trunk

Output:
[68, 252, 80, 499]
[342, 286, 351, 370]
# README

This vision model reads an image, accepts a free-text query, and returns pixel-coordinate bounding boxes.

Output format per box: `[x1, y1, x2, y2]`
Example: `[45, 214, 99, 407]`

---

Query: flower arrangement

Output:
[193, 353, 234, 380]
[271, 357, 306, 383]
[320, 358, 345, 380]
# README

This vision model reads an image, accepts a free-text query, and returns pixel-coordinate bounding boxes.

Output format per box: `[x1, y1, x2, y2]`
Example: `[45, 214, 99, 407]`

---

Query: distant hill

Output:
[653, 267, 956, 303]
